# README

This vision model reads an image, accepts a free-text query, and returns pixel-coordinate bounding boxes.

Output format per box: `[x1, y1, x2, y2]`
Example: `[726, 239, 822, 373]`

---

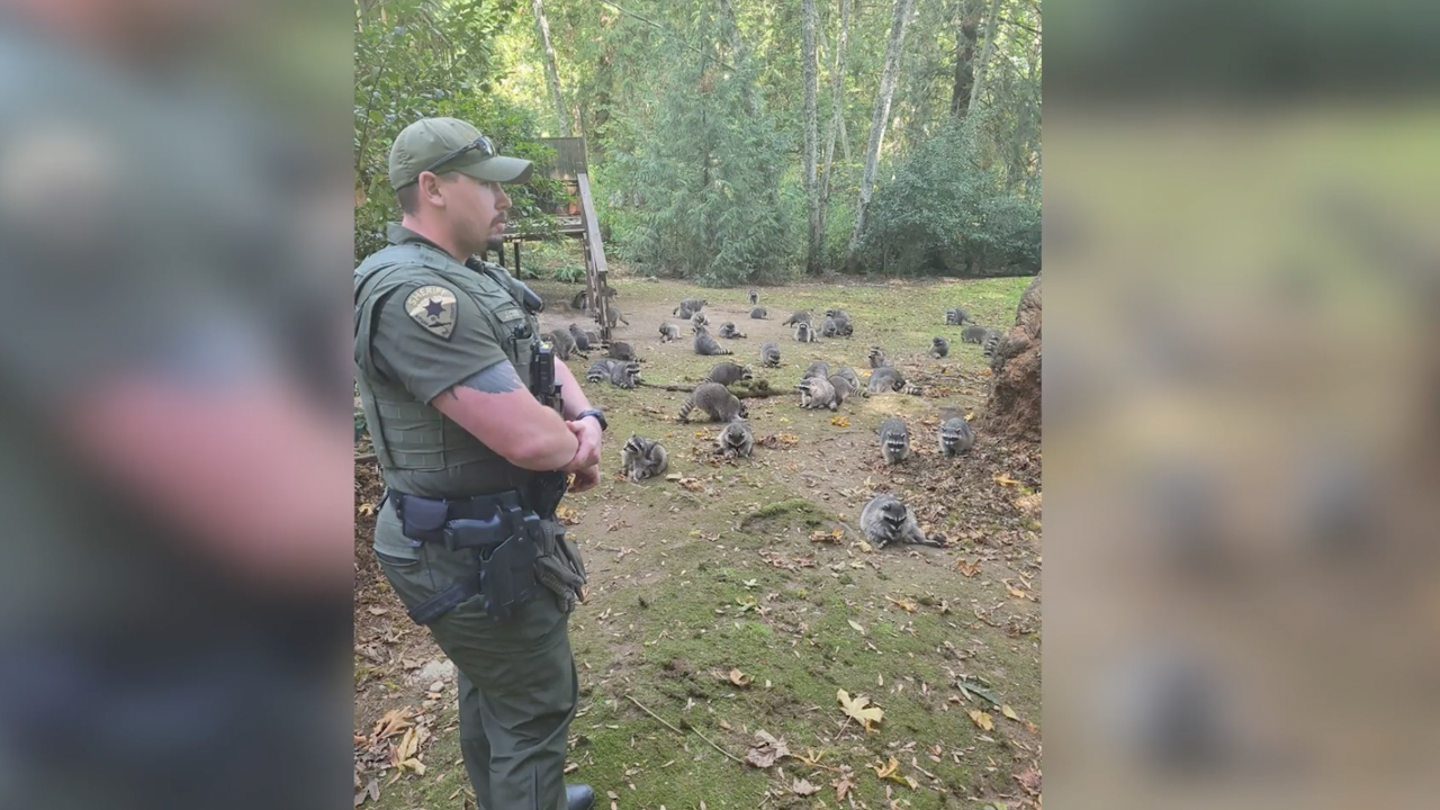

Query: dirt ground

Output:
[355, 272, 1041, 810]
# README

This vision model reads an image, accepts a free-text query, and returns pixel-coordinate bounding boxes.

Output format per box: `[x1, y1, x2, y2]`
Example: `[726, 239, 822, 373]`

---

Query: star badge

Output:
[405, 285, 458, 339]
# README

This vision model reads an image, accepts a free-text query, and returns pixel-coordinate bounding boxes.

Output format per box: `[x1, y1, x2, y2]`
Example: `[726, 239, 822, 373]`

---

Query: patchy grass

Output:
[356, 271, 1041, 810]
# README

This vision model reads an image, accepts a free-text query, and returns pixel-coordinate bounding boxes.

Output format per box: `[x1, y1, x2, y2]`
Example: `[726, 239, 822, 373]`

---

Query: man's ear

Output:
[419, 172, 446, 208]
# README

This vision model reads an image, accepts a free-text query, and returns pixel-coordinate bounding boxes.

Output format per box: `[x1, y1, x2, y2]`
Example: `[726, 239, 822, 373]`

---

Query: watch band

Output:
[576, 408, 608, 432]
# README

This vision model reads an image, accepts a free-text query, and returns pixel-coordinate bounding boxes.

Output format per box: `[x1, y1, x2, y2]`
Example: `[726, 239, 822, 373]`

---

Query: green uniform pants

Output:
[378, 541, 578, 810]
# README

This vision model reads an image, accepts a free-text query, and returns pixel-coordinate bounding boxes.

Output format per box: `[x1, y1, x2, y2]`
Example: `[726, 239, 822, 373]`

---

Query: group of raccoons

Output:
[568, 285, 997, 550]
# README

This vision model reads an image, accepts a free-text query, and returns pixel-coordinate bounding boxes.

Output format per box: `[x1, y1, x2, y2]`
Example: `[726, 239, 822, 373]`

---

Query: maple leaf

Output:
[833, 774, 855, 801]
[743, 730, 789, 768]
[968, 709, 994, 731]
[837, 689, 884, 732]
[885, 595, 917, 613]
[791, 778, 820, 796]
[873, 756, 899, 778]
[956, 559, 981, 577]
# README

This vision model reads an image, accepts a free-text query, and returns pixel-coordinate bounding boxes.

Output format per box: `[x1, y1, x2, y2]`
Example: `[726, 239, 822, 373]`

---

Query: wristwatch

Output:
[576, 408, 608, 432]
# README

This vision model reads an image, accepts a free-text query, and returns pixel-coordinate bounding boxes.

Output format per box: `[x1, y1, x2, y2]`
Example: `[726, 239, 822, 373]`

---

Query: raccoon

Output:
[835, 366, 861, 392]
[836, 320, 854, 337]
[930, 336, 950, 358]
[570, 289, 589, 311]
[867, 346, 887, 369]
[782, 310, 811, 326]
[548, 329, 581, 361]
[750, 307, 768, 319]
[621, 435, 669, 482]
[658, 322, 681, 342]
[859, 493, 944, 548]
[691, 311, 710, 328]
[707, 362, 753, 386]
[798, 375, 839, 410]
[585, 358, 618, 383]
[694, 327, 733, 356]
[938, 416, 975, 457]
[678, 382, 748, 423]
[585, 329, 600, 345]
[717, 322, 747, 339]
[819, 317, 840, 338]
[676, 305, 694, 321]
[824, 309, 851, 328]
[748, 288, 759, 305]
[827, 374, 855, 407]
[602, 306, 630, 328]
[715, 419, 755, 459]
[960, 325, 989, 344]
[982, 330, 1001, 361]
[801, 360, 831, 381]
[866, 366, 906, 396]
[877, 417, 910, 464]
[608, 360, 642, 389]
[674, 298, 707, 315]
[945, 306, 969, 326]
[759, 342, 781, 368]
[606, 341, 637, 362]
[793, 321, 818, 343]
[568, 323, 592, 351]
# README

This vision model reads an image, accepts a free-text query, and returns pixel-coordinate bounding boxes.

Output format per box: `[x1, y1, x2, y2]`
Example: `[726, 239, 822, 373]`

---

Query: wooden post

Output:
[577, 170, 612, 341]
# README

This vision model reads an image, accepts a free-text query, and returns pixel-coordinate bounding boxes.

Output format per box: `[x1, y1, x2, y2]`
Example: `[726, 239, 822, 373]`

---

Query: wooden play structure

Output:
[486, 137, 616, 341]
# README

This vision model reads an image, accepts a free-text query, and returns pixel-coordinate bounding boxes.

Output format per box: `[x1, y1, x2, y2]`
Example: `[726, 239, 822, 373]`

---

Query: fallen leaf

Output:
[791, 778, 820, 796]
[366, 607, 388, 616]
[833, 774, 855, 800]
[372, 708, 413, 741]
[354, 777, 379, 806]
[994, 474, 1021, 487]
[848, 620, 866, 636]
[728, 668, 753, 687]
[554, 505, 583, 525]
[885, 596, 917, 613]
[1001, 705, 1019, 721]
[743, 730, 790, 768]
[664, 474, 682, 481]
[1014, 767, 1042, 794]
[873, 756, 899, 778]
[829, 416, 849, 427]
[857, 538, 873, 553]
[1013, 492, 1042, 514]
[357, 503, 375, 517]
[838, 690, 885, 732]
[956, 559, 981, 577]
[969, 709, 994, 731]
[810, 530, 842, 545]
[1006, 583, 1027, 600]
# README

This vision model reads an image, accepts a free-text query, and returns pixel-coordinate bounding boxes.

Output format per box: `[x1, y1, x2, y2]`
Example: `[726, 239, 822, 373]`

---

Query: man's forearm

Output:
[556, 362, 592, 420]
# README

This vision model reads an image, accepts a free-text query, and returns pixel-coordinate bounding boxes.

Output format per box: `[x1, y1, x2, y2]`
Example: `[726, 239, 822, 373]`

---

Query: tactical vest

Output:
[355, 236, 541, 498]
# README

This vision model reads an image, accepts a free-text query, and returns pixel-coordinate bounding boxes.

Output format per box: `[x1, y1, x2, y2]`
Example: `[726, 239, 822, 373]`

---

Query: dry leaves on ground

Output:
[837, 689, 884, 732]
[743, 730, 790, 768]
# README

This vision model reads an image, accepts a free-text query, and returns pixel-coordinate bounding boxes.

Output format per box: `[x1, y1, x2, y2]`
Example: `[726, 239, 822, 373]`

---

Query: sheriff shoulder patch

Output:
[405, 285, 458, 339]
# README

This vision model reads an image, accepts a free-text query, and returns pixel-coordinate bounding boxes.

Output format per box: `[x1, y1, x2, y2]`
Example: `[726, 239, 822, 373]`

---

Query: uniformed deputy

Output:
[354, 117, 606, 810]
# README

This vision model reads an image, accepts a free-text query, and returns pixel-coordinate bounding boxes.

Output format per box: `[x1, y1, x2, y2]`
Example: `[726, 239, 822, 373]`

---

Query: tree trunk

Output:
[984, 273, 1041, 442]
[950, 0, 980, 117]
[818, 0, 852, 256]
[802, 0, 820, 275]
[967, 0, 1003, 117]
[532, 0, 570, 137]
[845, 0, 915, 268]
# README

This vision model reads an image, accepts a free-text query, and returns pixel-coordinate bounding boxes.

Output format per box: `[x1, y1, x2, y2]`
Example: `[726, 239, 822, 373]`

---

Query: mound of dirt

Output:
[984, 273, 1041, 443]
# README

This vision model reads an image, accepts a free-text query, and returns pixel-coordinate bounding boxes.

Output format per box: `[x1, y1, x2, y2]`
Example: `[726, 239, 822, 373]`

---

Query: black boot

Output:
[566, 783, 595, 810]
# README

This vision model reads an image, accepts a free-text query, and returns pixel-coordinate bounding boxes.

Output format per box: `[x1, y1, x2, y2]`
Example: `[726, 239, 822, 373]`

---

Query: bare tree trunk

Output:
[817, 0, 852, 257]
[950, 0, 980, 117]
[967, 0, 1003, 117]
[845, 0, 915, 268]
[532, 0, 570, 137]
[802, 0, 820, 275]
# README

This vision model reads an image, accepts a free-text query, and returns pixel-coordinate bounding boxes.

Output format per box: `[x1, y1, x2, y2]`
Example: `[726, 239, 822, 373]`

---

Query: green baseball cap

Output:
[388, 117, 533, 190]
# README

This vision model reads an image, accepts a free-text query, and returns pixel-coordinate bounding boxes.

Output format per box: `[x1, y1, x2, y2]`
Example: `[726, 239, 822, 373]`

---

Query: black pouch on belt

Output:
[398, 494, 449, 545]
